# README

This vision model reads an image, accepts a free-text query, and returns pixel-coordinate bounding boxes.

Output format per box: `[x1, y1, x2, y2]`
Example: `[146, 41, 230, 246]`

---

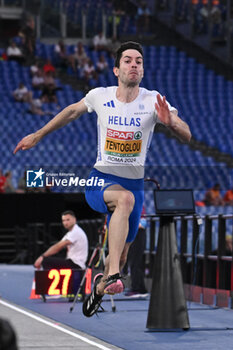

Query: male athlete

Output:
[14, 41, 191, 317]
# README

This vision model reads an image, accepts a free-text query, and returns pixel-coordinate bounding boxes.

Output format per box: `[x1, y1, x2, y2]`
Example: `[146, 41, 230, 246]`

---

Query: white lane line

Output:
[0, 299, 113, 350]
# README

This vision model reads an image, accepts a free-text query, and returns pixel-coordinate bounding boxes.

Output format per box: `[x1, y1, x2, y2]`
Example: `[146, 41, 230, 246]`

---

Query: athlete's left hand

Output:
[155, 94, 173, 126]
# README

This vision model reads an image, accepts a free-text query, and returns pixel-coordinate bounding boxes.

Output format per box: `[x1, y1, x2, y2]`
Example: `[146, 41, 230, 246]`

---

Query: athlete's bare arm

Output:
[14, 99, 88, 154]
[155, 94, 191, 143]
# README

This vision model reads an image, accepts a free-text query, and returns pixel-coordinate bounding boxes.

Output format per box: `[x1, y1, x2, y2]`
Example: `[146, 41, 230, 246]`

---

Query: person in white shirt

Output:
[93, 32, 109, 51]
[30, 60, 40, 76]
[73, 42, 88, 68]
[82, 58, 97, 82]
[13, 83, 32, 102]
[14, 41, 191, 316]
[32, 70, 45, 90]
[34, 210, 88, 270]
[6, 41, 24, 63]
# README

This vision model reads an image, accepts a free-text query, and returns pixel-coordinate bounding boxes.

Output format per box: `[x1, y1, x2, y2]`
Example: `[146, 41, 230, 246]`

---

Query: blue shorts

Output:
[85, 168, 144, 242]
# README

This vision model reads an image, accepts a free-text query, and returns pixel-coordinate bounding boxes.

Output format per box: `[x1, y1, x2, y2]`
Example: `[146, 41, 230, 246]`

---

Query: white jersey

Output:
[84, 86, 177, 179]
[62, 223, 88, 269]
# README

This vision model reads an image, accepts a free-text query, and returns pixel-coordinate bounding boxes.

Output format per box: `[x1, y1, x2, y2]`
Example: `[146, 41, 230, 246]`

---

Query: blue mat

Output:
[1, 265, 233, 350]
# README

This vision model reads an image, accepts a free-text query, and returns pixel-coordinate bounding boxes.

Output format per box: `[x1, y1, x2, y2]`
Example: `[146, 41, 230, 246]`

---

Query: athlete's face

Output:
[62, 214, 76, 231]
[114, 49, 144, 87]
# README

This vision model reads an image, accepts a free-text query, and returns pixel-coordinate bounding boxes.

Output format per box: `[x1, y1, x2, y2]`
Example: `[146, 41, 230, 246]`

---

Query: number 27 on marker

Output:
[48, 269, 72, 295]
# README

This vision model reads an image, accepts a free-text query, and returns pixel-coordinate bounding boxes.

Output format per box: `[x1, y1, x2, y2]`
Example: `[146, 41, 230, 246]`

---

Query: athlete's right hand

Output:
[13, 133, 40, 154]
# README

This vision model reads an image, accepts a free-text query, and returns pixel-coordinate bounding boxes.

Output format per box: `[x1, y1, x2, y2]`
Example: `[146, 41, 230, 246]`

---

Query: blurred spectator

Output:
[27, 96, 54, 116]
[82, 58, 98, 84]
[41, 86, 57, 103]
[136, 1, 151, 35]
[199, 1, 209, 34]
[223, 187, 233, 205]
[4, 171, 15, 193]
[93, 32, 109, 52]
[54, 40, 69, 70]
[43, 59, 56, 75]
[6, 41, 24, 63]
[210, 0, 223, 38]
[13, 83, 32, 103]
[211, 0, 222, 22]
[43, 71, 57, 89]
[41, 71, 59, 104]
[19, 16, 36, 62]
[0, 169, 6, 193]
[41, 78, 58, 103]
[191, 0, 202, 34]
[96, 54, 109, 74]
[30, 59, 41, 76]
[203, 183, 224, 206]
[28, 97, 45, 115]
[70, 42, 88, 72]
[32, 70, 45, 90]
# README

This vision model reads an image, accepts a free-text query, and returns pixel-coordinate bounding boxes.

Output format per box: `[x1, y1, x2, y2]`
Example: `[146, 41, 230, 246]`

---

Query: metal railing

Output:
[144, 213, 233, 291]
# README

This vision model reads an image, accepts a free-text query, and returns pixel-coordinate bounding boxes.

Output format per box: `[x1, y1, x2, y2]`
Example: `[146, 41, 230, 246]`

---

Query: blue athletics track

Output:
[1, 264, 233, 350]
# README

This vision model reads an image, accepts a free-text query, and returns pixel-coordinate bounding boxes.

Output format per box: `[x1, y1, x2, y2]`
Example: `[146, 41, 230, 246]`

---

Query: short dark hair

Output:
[114, 41, 143, 68]
[61, 210, 76, 218]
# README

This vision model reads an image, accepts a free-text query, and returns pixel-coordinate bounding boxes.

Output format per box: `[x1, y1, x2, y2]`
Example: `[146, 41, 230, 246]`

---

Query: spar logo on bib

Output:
[104, 128, 142, 158]
[134, 131, 142, 140]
